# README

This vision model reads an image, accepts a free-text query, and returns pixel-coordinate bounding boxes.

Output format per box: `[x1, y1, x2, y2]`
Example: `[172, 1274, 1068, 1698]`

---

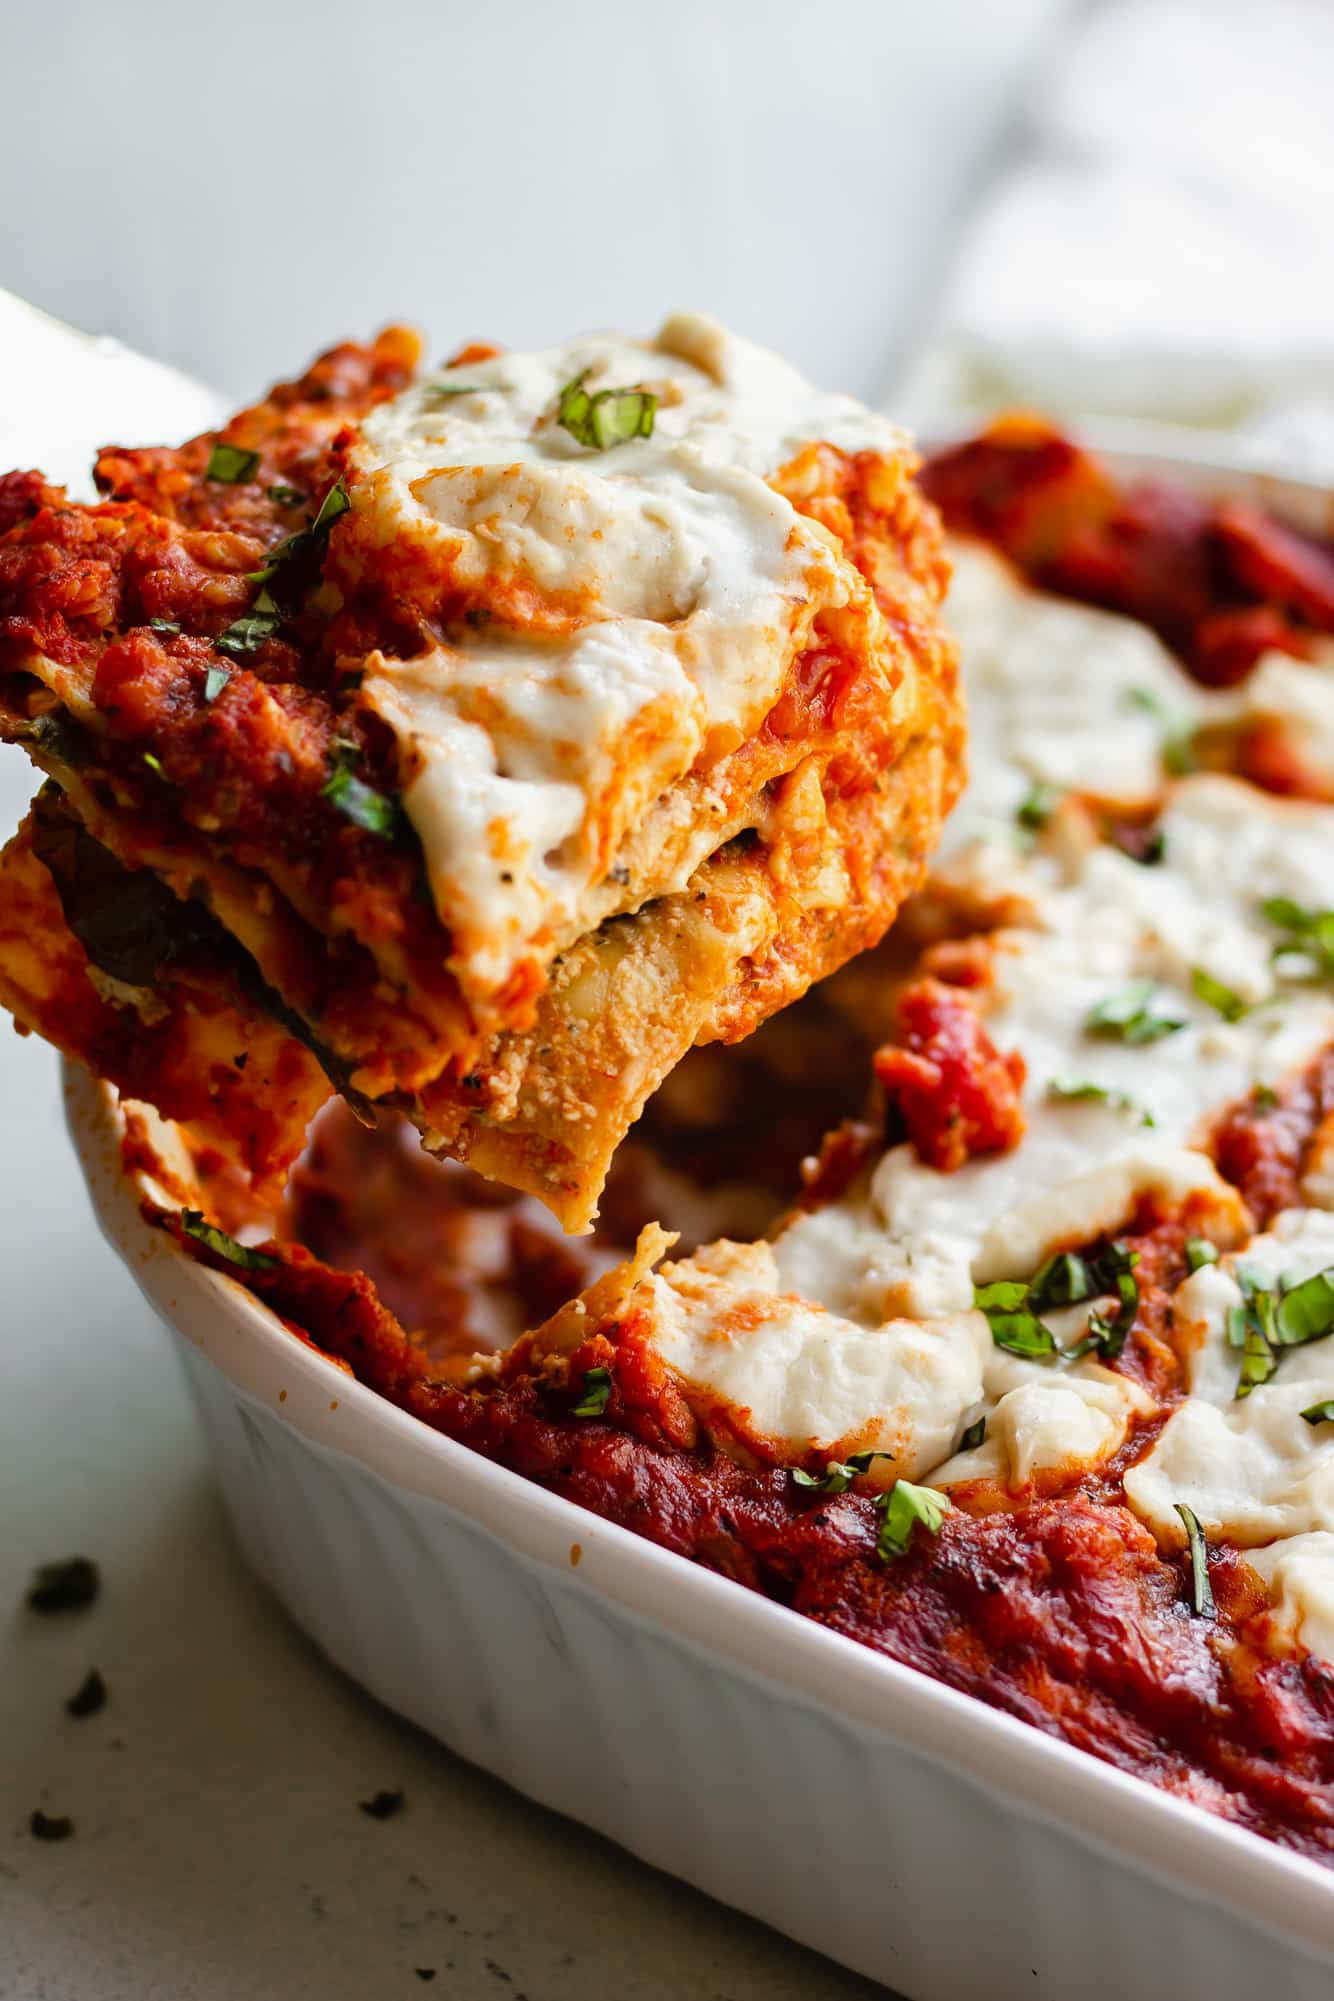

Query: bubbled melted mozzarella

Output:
[351, 316, 906, 1001]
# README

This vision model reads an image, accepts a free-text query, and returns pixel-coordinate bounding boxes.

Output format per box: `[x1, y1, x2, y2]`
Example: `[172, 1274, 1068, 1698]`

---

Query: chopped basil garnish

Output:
[179, 1209, 278, 1271]
[977, 1243, 1139, 1363]
[203, 664, 231, 702]
[571, 1366, 612, 1417]
[557, 372, 656, 451]
[1253, 1083, 1279, 1112]
[1225, 1258, 1334, 1398]
[1027, 1251, 1092, 1312]
[1263, 896, 1334, 979]
[216, 609, 280, 658]
[1274, 1266, 1334, 1347]
[425, 382, 485, 402]
[249, 475, 350, 584]
[321, 743, 401, 839]
[1016, 780, 1060, 831]
[142, 751, 166, 778]
[958, 1415, 988, 1452]
[267, 483, 304, 507]
[1085, 979, 1186, 1046]
[1301, 1399, 1334, 1426]
[1047, 1076, 1152, 1124]
[1174, 1502, 1215, 1618]
[873, 1479, 951, 1561]
[973, 1279, 1058, 1357]
[205, 442, 260, 484]
[792, 1449, 893, 1494]
[148, 617, 181, 635]
[1185, 1237, 1219, 1273]
[1190, 967, 1249, 1023]
[26, 1558, 99, 1614]
[1126, 687, 1197, 776]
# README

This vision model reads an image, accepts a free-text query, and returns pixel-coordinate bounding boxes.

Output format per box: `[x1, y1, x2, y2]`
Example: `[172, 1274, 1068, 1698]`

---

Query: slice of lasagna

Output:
[0, 317, 960, 1223]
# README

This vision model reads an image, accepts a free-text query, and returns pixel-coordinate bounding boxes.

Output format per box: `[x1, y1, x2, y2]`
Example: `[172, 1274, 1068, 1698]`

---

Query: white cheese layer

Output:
[649, 1238, 989, 1479]
[353, 315, 906, 1000]
[1124, 1210, 1334, 1547]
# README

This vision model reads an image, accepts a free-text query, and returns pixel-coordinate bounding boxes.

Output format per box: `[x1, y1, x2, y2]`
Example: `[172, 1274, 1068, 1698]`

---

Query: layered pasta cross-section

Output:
[0, 317, 960, 1224]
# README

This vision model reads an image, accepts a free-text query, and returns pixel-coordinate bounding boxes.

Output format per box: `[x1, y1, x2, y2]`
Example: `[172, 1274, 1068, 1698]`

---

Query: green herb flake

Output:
[148, 617, 181, 635]
[1301, 1399, 1334, 1426]
[557, 371, 657, 451]
[249, 475, 351, 584]
[1028, 1251, 1092, 1312]
[203, 664, 231, 702]
[142, 751, 166, 778]
[793, 1448, 893, 1494]
[216, 610, 280, 659]
[26, 1558, 99, 1614]
[1047, 1076, 1152, 1124]
[1085, 979, 1187, 1046]
[321, 744, 401, 839]
[874, 1480, 951, 1561]
[571, 1366, 612, 1418]
[1016, 780, 1060, 832]
[1190, 967, 1249, 1023]
[1273, 1265, 1334, 1348]
[1185, 1237, 1219, 1273]
[1263, 896, 1334, 980]
[179, 1208, 278, 1271]
[267, 483, 305, 507]
[205, 441, 260, 484]
[425, 382, 486, 402]
[974, 1279, 1058, 1358]
[1174, 1501, 1216, 1618]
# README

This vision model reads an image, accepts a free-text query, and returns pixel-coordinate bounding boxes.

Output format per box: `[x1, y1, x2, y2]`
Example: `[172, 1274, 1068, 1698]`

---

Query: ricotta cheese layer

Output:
[351, 315, 908, 1000]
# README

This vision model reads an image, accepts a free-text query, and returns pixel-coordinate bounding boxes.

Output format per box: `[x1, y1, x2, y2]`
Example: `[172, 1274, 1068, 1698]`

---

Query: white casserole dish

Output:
[59, 441, 1334, 2000]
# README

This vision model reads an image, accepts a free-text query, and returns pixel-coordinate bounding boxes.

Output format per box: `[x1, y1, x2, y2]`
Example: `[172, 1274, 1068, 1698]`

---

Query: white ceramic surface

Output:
[64, 1062, 1334, 2000]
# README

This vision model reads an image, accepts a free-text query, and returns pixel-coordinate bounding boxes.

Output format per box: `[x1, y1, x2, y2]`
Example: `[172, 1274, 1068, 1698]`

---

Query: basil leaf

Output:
[1185, 1237, 1219, 1273]
[1047, 1076, 1150, 1123]
[1085, 980, 1186, 1045]
[874, 1479, 951, 1561]
[1016, 781, 1059, 831]
[959, 1415, 987, 1452]
[1301, 1400, 1334, 1426]
[845, 1449, 895, 1475]
[267, 483, 305, 507]
[216, 610, 280, 658]
[180, 1208, 278, 1271]
[148, 617, 181, 635]
[1263, 896, 1334, 979]
[975, 1277, 1059, 1356]
[793, 1461, 855, 1494]
[571, 1366, 612, 1417]
[249, 475, 350, 584]
[1274, 1265, 1334, 1348]
[321, 745, 401, 839]
[142, 751, 166, 778]
[203, 664, 231, 702]
[1174, 1502, 1216, 1618]
[1190, 967, 1249, 1023]
[557, 372, 656, 451]
[1028, 1251, 1092, 1311]
[206, 442, 260, 484]
[425, 382, 485, 402]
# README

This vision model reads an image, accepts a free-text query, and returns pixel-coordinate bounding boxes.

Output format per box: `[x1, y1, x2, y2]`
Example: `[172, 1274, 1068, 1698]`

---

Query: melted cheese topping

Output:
[352, 315, 906, 1000]
[618, 541, 1334, 1660]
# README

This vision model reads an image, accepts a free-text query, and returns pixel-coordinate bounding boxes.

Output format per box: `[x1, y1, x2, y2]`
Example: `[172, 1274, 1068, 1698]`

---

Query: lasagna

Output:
[0, 318, 960, 1224]
[153, 424, 1334, 1860]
